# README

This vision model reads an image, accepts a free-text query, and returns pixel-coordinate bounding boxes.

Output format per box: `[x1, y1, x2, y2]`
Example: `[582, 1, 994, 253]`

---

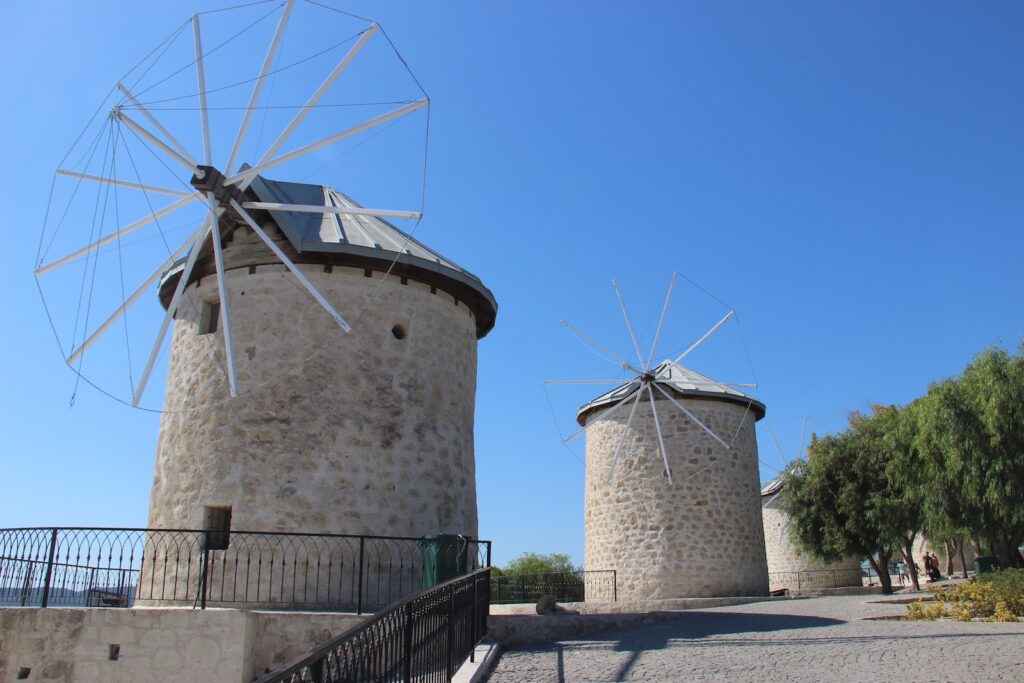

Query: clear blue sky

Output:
[1, 1, 1021, 568]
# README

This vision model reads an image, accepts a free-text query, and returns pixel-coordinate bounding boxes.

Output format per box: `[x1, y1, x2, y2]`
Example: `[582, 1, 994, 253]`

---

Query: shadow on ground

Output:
[506, 611, 845, 682]
[500, 611, 1024, 683]
[604, 611, 845, 680]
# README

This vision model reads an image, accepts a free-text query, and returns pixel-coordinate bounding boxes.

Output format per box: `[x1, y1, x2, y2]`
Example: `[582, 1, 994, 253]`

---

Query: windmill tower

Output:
[553, 274, 769, 600]
[147, 176, 497, 539]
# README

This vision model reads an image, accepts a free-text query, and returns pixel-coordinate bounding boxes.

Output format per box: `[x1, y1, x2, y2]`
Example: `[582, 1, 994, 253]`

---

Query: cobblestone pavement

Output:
[486, 594, 1024, 682]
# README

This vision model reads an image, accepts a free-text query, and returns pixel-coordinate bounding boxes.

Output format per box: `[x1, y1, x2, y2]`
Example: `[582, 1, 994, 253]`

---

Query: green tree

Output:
[502, 552, 577, 576]
[875, 404, 927, 591]
[781, 406, 923, 594]
[915, 345, 1024, 568]
[492, 553, 582, 604]
[912, 388, 980, 576]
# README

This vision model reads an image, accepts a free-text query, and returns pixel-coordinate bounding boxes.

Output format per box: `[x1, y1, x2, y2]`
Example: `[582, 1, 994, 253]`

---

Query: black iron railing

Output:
[768, 567, 865, 592]
[0, 527, 490, 613]
[258, 568, 491, 683]
[490, 569, 617, 604]
[861, 562, 901, 579]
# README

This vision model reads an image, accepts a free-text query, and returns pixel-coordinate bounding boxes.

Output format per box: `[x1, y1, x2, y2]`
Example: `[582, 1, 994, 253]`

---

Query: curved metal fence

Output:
[490, 569, 617, 604]
[258, 568, 490, 683]
[0, 527, 490, 613]
[768, 567, 865, 592]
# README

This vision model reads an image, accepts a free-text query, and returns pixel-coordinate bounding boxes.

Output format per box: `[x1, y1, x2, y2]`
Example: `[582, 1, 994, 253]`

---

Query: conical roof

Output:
[247, 176, 475, 282]
[160, 173, 497, 338]
[760, 476, 784, 497]
[575, 360, 766, 425]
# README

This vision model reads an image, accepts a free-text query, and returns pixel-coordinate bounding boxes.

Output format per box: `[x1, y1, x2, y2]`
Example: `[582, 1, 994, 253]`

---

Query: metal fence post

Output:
[356, 537, 365, 615]
[446, 582, 455, 680]
[20, 562, 35, 607]
[613, 570, 618, 602]
[402, 601, 414, 682]
[199, 530, 210, 610]
[40, 528, 59, 608]
[485, 541, 492, 568]
[470, 576, 478, 663]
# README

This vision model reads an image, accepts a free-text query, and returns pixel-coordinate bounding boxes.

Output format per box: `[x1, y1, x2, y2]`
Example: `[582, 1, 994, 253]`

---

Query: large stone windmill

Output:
[32, 0, 498, 541]
[148, 175, 497, 539]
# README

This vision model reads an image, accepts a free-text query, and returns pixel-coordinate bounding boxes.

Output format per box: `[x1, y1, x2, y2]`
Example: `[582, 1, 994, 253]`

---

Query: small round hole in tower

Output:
[391, 324, 407, 340]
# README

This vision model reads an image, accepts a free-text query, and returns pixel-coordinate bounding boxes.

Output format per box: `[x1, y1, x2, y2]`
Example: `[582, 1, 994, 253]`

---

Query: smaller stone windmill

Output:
[549, 274, 770, 600]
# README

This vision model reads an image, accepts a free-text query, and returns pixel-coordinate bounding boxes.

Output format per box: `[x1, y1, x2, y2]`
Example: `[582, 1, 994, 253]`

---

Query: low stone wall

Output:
[786, 585, 884, 598]
[249, 611, 365, 677]
[0, 608, 364, 683]
[488, 596, 778, 645]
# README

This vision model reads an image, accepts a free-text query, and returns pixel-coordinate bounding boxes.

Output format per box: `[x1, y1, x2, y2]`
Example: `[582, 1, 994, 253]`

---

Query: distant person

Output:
[929, 552, 942, 581]
[896, 561, 907, 586]
[922, 553, 933, 582]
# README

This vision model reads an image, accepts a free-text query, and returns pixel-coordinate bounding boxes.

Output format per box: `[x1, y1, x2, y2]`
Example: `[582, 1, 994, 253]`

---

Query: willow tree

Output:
[874, 404, 926, 590]
[913, 385, 982, 575]
[916, 345, 1024, 568]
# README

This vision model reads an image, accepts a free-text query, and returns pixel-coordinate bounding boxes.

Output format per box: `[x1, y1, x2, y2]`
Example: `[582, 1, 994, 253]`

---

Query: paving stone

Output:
[486, 594, 1024, 682]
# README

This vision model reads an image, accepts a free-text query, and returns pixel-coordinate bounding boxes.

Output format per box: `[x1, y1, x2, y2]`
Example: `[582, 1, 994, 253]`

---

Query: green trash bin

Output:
[419, 534, 469, 589]
[974, 556, 996, 575]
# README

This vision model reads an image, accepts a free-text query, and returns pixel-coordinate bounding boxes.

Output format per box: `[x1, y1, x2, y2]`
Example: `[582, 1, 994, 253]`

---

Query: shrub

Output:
[906, 598, 945, 620]
[911, 568, 1024, 621]
[950, 603, 973, 622]
[990, 601, 1018, 623]
[976, 568, 1024, 616]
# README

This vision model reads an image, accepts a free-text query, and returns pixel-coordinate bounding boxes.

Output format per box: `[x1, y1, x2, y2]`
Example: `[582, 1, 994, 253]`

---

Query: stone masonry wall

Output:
[584, 397, 769, 600]
[148, 264, 479, 540]
[0, 608, 363, 683]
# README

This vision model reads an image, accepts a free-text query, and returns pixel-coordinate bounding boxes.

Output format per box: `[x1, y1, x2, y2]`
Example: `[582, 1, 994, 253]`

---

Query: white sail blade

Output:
[116, 82, 196, 165]
[560, 319, 644, 376]
[226, 99, 429, 186]
[613, 278, 646, 371]
[258, 23, 379, 165]
[225, 0, 296, 175]
[672, 310, 735, 366]
[193, 15, 213, 166]
[36, 194, 199, 276]
[646, 272, 678, 368]
[115, 111, 199, 175]
[55, 169, 189, 197]
[66, 239, 191, 365]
